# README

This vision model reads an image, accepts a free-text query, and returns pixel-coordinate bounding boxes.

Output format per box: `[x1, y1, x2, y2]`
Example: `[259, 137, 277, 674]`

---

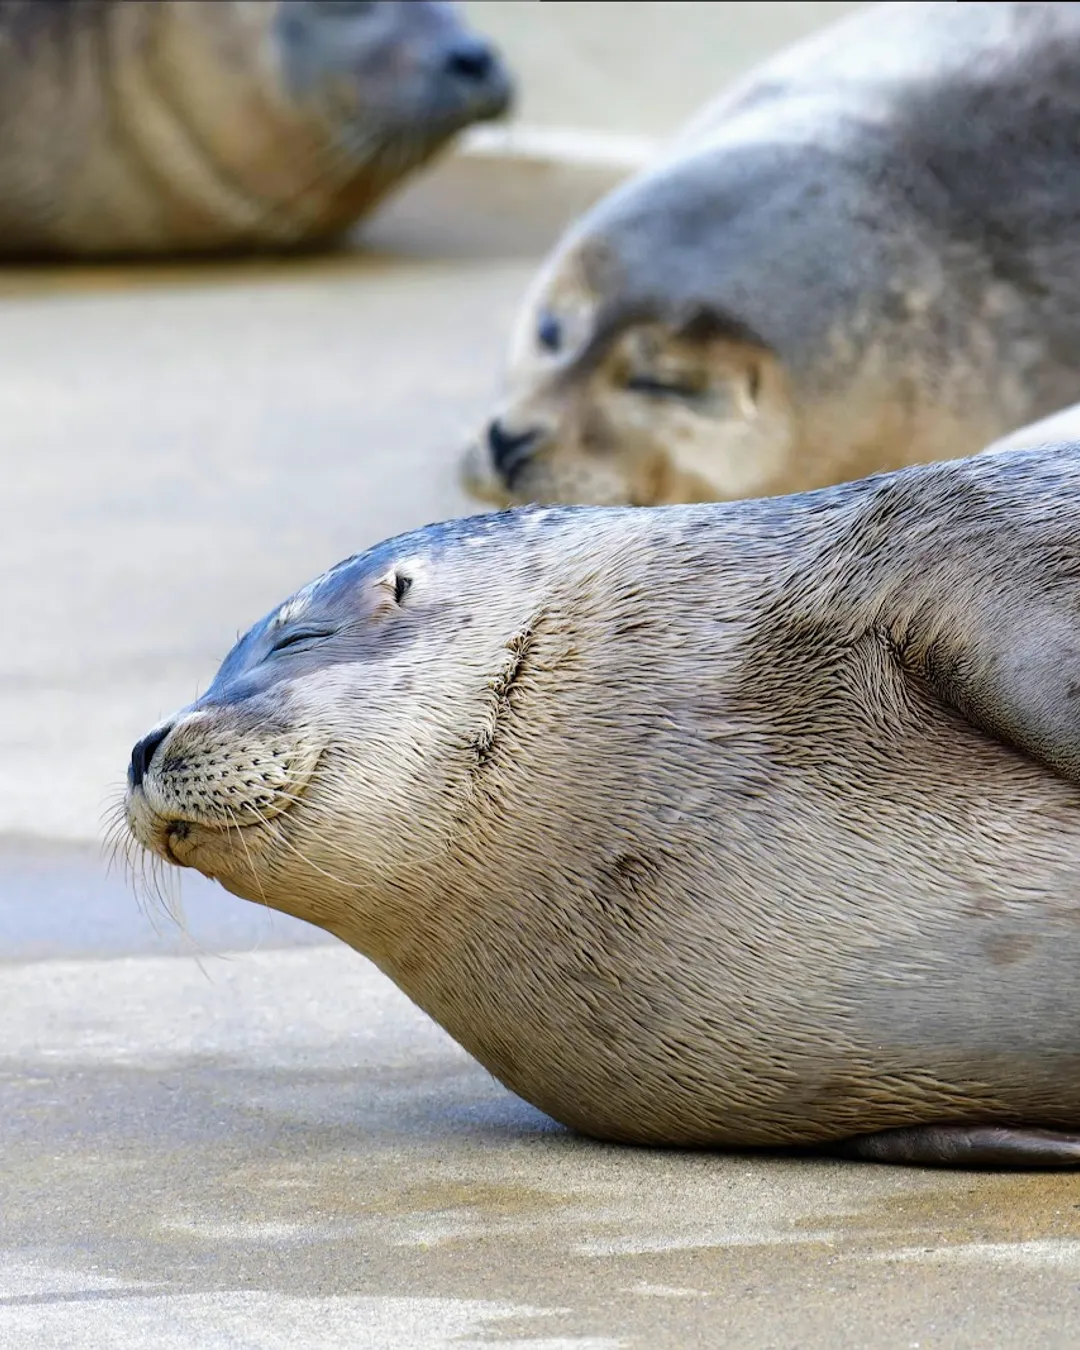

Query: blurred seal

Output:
[126, 440, 1080, 1168]
[0, 0, 512, 256]
[460, 1, 1080, 506]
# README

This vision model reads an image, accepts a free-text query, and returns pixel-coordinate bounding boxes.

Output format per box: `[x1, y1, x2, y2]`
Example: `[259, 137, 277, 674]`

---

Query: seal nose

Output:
[128, 723, 173, 790]
[487, 420, 539, 483]
[444, 38, 495, 83]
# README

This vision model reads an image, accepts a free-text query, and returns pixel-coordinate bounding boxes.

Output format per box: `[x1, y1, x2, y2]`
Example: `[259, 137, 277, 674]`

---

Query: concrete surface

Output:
[4, 7, 1080, 1346]
[7, 942, 1080, 1350]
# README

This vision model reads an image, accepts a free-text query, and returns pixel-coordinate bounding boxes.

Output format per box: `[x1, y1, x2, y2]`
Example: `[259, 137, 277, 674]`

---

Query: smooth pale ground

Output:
[462, 1, 862, 137]
[2, 149, 1080, 1349]
[981, 400, 1080, 456]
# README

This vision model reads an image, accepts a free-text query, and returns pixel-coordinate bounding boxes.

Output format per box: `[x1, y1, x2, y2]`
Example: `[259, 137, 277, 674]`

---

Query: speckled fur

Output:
[128, 443, 1080, 1156]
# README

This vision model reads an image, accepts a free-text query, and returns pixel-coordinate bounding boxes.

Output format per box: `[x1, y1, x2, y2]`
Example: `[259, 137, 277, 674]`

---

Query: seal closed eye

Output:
[126, 445, 1080, 1167]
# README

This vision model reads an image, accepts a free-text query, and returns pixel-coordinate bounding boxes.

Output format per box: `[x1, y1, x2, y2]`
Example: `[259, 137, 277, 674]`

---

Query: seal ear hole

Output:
[374, 567, 413, 609]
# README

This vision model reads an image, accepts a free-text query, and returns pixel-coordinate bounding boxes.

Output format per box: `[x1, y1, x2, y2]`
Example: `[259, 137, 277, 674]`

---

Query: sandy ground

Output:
[3, 6, 1080, 1344]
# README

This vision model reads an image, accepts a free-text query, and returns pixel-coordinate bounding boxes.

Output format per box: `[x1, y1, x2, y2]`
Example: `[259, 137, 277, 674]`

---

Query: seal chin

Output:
[458, 440, 516, 508]
[124, 790, 286, 889]
[169, 816, 277, 884]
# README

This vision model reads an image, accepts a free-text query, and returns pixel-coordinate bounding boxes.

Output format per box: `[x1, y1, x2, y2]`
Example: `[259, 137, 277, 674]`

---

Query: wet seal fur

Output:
[127, 440, 1080, 1168]
[461, 0, 1080, 508]
[0, 0, 512, 257]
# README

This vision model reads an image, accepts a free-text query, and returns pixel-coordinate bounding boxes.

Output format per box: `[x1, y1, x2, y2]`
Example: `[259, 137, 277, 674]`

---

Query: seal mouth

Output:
[164, 815, 262, 869]
[163, 819, 192, 867]
[129, 800, 271, 872]
[126, 746, 324, 878]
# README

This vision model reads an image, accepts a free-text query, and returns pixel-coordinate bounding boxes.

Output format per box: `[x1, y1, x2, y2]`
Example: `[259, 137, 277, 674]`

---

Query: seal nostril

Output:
[487, 420, 540, 484]
[444, 39, 494, 83]
[129, 724, 173, 790]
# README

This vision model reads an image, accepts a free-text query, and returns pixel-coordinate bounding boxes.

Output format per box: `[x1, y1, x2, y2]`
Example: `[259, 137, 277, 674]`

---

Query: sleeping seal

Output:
[126, 439, 1080, 1167]
[0, 0, 512, 257]
[981, 401, 1080, 458]
[460, 1, 1080, 507]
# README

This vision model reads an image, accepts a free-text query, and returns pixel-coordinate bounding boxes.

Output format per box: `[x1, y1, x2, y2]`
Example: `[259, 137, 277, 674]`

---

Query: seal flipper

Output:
[825, 1124, 1080, 1168]
[892, 557, 1080, 786]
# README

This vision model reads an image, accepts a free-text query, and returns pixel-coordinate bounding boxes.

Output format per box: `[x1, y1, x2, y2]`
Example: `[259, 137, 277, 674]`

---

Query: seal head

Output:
[274, 1, 512, 159]
[125, 509, 566, 905]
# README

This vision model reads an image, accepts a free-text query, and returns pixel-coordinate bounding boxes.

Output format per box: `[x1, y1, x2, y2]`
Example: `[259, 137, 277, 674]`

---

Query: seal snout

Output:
[124, 698, 325, 877]
[487, 419, 541, 486]
[438, 33, 512, 119]
[128, 723, 173, 790]
[444, 37, 496, 86]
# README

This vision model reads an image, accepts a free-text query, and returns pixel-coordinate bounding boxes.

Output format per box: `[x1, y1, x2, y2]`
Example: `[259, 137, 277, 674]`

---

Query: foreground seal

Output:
[126, 441, 1080, 1167]
[461, 0, 1080, 508]
[0, 0, 511, 257]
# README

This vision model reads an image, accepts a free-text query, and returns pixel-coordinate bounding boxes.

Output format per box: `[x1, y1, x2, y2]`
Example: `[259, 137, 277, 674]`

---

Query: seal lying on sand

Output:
[0, 0, 512, 257]
[461, 1, 1080, 508]
[126, 441, 1080, 1168]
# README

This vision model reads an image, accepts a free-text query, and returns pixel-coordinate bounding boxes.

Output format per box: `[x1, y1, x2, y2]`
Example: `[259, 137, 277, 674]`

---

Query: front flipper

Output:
[875, 457, 1080, 786]
[908, 599, 1080, 786]
[826, 1124, 1080, 1168]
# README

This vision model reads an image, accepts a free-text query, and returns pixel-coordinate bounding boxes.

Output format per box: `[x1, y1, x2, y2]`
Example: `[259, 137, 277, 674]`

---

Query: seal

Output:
[460, 0, 1080, 508]
[0, 0, 512, 257]
[125, 440, 1080, 1168]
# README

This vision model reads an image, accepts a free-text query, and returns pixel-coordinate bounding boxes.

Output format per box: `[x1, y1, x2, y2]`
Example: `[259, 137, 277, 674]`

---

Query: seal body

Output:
[0, 0, 512, 257]
[127, 442, 1080, 1166]
[461, 0, 1080, 508]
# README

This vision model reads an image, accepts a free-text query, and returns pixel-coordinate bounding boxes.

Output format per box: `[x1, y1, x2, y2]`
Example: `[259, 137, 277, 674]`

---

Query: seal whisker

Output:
[223, 803, 272, 918]
[100, 794, 132, 877]
[132, 848, 183, 936]
[241, 123, 382, 241]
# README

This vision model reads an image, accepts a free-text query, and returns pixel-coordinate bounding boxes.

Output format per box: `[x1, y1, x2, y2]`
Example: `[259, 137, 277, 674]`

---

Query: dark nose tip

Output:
[128, 723, 173, 790]
[444, 38, 495, 83]
[487, 420, 539, 483]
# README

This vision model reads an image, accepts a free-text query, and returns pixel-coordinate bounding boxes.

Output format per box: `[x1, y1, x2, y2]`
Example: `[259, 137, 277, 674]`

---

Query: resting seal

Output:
[126, 440, 1080, 1168]
[460, 0, 1080, 508]
[0, 0, 511, 257]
